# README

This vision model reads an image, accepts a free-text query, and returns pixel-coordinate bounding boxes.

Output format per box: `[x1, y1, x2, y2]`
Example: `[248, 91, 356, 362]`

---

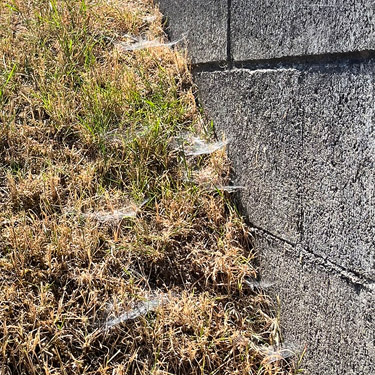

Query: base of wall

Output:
[254, 230, 374, 374]
[194, 66, 375, 374]
[156, 1, 375, 372]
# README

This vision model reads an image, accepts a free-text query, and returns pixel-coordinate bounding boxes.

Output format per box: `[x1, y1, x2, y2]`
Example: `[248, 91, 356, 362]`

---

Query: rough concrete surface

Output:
[156, 0, 227, 64]
[301, 64, 375, 281]
[196, 69, 303, 245]
[253, 231, 375, 375]
[231, 0, 375, 61]
[196, 65, 375, 280]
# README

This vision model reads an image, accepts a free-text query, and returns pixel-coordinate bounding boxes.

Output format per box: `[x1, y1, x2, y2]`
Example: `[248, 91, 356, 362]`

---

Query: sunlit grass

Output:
[0, 1, 300, 374]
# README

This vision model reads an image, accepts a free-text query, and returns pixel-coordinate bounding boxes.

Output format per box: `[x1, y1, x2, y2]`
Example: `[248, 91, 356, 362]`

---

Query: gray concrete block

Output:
[231, 0, 375, 61]
[196, 69, 303, 245]
[301, 64, 375, 280]
[195, 64, 375, 279]
[156, 0, 227, 64]
[254, 231, 375, 375]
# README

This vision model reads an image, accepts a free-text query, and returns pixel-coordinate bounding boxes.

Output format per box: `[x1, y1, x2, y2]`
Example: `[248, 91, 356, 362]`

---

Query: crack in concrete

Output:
[299, 247, 375, 291]
[249, 223, 297, 247]
[254, 226, 375, 291]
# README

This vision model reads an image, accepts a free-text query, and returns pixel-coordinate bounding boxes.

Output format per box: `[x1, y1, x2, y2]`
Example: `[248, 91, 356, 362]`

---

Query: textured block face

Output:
[157, 0, 227, 64]
[196, 69, 303, 244]
[254, 233, 375, 375]
[231, 0, 375, 61]
[196, 64, 375, 279]
[301, 64, 375, 280]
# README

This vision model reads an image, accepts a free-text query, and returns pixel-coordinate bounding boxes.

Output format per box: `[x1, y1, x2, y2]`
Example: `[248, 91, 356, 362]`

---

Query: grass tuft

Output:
[0, 0, 302, 374]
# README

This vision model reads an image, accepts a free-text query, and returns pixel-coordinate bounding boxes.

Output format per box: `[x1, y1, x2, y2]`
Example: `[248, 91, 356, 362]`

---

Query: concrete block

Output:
[301, 63, 375, 280]
[196, 69, 303, 245]
[231, 0, 375, 61]
[156, 0, 227, 64]
[254, 232, 375, 375]
[195, 63, 375, 279]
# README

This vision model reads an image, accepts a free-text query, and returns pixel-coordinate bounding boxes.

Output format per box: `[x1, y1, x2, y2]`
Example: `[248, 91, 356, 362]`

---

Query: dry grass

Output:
[0, 1, 303, 374]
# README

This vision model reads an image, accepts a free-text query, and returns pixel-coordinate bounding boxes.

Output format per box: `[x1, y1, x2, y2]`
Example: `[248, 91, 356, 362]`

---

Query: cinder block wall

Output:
[157, 1, 375, 373]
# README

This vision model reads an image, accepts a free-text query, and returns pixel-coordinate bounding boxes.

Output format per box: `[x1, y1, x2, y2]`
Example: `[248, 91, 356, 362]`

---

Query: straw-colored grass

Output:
[0, 1, 303, 374]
